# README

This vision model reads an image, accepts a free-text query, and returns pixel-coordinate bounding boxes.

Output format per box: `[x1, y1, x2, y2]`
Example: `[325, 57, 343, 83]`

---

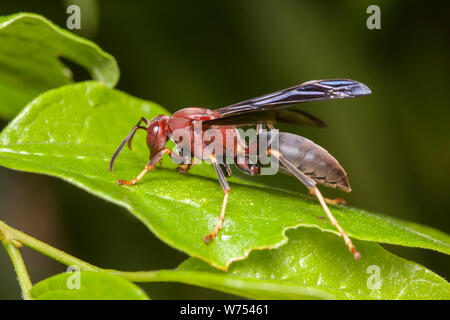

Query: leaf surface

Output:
[0, 81, 449, 271]
[30, 271, 149, 300]
[0, 13, 119, 118]
[177, 228, 450, 300]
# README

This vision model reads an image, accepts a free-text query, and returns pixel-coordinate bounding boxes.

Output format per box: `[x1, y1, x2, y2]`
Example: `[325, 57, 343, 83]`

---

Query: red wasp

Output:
[109, 79, 371, 260]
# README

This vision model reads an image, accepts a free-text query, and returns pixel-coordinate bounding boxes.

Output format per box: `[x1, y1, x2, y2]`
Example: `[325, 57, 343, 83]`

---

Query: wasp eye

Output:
[146, 116, 169, 159]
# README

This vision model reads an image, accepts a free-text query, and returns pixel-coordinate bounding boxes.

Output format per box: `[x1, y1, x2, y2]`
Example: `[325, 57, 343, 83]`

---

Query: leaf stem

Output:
[0, 219, 275, 298]
[0, 220, 99, 272]
[0, 220, 205, 285]
[0, 226, 33, 300]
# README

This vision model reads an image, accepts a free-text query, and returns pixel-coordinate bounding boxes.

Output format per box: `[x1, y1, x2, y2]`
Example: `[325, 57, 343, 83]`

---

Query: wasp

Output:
[109, 79, 371, 260]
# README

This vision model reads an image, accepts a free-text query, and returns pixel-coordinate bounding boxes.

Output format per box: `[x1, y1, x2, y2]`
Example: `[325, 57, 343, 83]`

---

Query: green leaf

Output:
[0, 13, 119, 119]
[0, 81, 449, 271]
[151, 268, 335, 300]
[177, 228, 450, 300]
[30, 271, 149, 300]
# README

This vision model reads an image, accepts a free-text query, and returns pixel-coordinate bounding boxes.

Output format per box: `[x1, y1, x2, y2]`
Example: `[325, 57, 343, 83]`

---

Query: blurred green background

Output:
[0, 0, 449, 299]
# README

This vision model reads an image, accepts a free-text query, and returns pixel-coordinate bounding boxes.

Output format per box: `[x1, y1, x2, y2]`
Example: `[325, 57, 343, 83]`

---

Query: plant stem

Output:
[0, 220, 221, 290]
[0, 220, 99, 272]
[0, 220, 179, 283]
[0, 230, 33, 300]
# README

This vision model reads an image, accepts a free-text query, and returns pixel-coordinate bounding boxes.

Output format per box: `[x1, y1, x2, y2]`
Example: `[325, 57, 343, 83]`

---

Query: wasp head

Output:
[146, 115, 169, 159]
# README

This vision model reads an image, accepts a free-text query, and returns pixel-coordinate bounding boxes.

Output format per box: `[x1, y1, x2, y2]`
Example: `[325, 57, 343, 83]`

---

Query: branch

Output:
[0, 225, 33, 300]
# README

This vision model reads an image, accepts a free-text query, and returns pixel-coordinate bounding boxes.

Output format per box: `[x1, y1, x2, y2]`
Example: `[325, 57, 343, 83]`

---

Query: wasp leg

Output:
[257, 122, 265, 133]
[220, 163, 232, 177]
[255, 121, 276, 135]
[204, 154, 230, 243]
[170, 149, 192, 173]
[117, 148, 172, 186]
[316, 194, 346, 205]
[270, 149, 361, 260]
[177, 164, 192, 173]
[309, 191, 346, 205]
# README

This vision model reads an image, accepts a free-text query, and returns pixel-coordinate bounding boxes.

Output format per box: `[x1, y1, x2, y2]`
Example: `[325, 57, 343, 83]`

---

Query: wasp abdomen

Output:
[278, 132, 351, 192]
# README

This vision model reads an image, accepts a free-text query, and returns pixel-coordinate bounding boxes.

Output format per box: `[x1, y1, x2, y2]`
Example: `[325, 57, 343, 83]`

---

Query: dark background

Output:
[0, 0, 449, 299]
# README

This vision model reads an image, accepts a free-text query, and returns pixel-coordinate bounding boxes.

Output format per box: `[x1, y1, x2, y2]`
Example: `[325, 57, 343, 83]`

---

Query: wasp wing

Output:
[214, 79, 371, 117]
[203, 109, 327, 128]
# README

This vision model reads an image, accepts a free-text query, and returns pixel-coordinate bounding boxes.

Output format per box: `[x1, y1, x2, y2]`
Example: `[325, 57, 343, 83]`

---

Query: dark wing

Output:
[202, 79, 370, 128]
[216, 79, 371, 116]
[203, 109, 327, 128]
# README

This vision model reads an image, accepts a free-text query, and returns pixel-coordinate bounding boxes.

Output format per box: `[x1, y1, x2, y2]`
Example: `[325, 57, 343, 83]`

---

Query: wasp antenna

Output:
[109, 118, 149, 172]
[109, 135, 129, 172]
